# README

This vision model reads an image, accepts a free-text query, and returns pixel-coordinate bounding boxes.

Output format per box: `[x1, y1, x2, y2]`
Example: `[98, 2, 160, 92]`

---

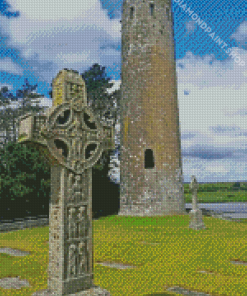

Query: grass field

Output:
[0, 183, 246, 296]
[183, 182, 247, 203]
[0, 214, 246, 295]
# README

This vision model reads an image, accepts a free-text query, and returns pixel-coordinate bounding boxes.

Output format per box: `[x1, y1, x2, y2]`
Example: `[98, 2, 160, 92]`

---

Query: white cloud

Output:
[16, 0, 96, 20]
[0, 96, 51, 111]
[205, 163, 230, 174]
[176, 48, 247, 137]
[230, 20, 247, 48]
[56, 52, 91, 64]
[0, 82, 13, 91]
[106, 80, 121, 94]
[1, 0, 121, 83]
[177, 49, 247, 88]
[0, 57, 23, 75]
[0, 1, 246, 183]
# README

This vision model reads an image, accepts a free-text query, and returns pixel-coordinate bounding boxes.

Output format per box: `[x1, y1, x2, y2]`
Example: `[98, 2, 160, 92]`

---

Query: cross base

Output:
[32, 285, 110, 296]
[189, 209, 206, 230]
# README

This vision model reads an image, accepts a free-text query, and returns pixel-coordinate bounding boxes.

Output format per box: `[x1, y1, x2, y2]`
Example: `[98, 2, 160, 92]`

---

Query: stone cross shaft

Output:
[18, 69, 114, 296]
[189, 175, 206, 230]
[189, 175, 199, 210]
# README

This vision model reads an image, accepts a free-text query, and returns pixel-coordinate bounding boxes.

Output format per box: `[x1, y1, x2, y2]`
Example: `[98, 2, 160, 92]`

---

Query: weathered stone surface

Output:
[119, 0, 186, 216]
[32, 286, 110, 296]
[167, 286, 213, 296]
[18, 69, 114, 296]
[189, 176, 206, 230]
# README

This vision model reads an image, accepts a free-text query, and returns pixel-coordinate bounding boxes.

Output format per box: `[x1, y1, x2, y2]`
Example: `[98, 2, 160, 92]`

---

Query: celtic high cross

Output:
[18, 69, 113, 295]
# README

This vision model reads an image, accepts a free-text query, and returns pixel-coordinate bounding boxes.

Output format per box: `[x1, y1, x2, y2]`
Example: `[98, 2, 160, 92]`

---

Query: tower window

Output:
[166, 7, 170, 20]
[145, 149, 155, 169]
[149, 3, 154, 16]
[130, 7, 134, 19]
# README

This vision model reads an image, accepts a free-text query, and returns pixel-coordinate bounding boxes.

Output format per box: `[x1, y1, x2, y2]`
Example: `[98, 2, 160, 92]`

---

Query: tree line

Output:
[0, 64, 121, 220]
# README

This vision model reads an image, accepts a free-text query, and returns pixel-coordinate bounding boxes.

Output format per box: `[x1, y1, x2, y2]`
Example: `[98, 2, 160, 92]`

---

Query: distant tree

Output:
[81, 64, 121, 217]
[0, 86, 17, 146]
[0, 141, 50, 220]
[15, 78, 48, 125]
[0, 69, 121, 220]
[232, 182, 241, 190]
[81, 63, 119, 172]
[0, 81, 51, 219]
[81, 64, 116, 124]
[0, 79, 48, 148]
[241, 182, 247, 190]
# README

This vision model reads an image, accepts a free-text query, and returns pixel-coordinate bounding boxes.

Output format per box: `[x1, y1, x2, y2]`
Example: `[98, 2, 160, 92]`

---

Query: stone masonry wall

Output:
[119, 0, 186, 216]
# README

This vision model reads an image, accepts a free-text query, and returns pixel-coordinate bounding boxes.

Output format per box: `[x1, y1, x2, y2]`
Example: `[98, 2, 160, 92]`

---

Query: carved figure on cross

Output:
[18, 68, 114, 296]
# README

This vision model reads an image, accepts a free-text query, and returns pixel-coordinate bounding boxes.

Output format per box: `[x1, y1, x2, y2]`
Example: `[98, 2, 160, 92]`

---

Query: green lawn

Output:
[183, 182, 247, 204]
[184, 190, 246, 203]
[0, 184, 246, 295]
[0, 212, 246, 296]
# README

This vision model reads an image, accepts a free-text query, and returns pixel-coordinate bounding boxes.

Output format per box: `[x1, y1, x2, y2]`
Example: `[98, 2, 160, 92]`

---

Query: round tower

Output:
[119, 0, 186, 216]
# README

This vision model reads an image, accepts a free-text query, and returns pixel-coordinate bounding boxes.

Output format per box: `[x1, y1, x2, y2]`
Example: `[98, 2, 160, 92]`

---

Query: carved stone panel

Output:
[18, 69, 113, 296]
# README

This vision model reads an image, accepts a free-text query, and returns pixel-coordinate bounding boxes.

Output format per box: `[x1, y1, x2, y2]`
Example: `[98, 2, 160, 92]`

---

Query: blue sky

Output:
[0, 0, 246, 184]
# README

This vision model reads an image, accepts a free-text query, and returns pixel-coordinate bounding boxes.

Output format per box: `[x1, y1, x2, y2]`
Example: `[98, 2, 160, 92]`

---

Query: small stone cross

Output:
[18, 69, 114, 296]
[189, 175, 206, 230]
[189, 175, 199, 210]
